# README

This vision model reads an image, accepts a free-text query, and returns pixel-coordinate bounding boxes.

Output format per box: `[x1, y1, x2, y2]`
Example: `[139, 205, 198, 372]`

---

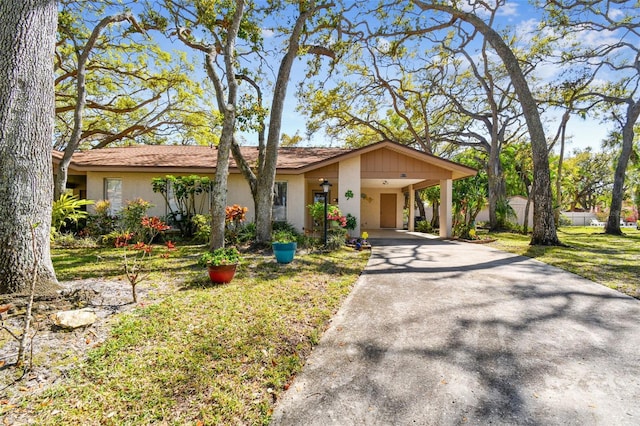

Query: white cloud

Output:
[608, 8, 624, 20]
[262, 28, 274, 38]
[497, 2, 519, 17]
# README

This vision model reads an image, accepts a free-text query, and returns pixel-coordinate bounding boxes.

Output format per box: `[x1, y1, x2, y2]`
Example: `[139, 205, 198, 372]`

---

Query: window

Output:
[272, 182, 287, 221]
[104, 178, 122, 213]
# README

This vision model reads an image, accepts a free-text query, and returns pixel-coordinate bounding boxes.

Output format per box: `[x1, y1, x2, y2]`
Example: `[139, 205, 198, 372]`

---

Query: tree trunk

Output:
[415, 190, 426, 218]
[0, 0, 58, 294]
[413, 1, 560, 245]
[488, 151, 506, 230]
[554, 111, 569, 227]
[606, 102, 640, 235]
[253, 4, 320, 245]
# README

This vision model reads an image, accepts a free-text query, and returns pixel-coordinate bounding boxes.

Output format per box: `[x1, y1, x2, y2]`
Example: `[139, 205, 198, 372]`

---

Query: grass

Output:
[7, 245, 369, 425]
[485, 226, 640, 298]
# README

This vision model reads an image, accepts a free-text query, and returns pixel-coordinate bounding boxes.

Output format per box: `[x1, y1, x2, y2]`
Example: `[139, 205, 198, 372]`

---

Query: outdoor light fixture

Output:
[320, 179, 332, 246]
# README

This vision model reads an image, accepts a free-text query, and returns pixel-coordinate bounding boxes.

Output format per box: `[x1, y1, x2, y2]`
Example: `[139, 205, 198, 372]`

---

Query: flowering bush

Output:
[116, 216, 174, 303]
[327, 212, 347, 227]
[225, 204, 248, 225]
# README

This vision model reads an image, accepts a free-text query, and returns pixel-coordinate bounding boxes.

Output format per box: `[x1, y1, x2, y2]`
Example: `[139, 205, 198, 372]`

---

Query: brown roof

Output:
[54, 141, 476, 180]
[58, 145, 351, 172]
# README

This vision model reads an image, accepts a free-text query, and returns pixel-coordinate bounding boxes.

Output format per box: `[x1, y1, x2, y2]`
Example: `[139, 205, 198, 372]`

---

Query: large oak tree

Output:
[0, 0, 59, 294]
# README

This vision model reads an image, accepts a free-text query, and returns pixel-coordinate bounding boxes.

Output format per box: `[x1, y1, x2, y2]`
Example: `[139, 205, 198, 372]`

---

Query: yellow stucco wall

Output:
[360, 187, 404, 229]
[86, 171, 305, 231]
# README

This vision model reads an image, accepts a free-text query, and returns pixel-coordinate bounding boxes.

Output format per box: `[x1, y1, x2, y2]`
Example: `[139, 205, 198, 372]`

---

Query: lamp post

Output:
[320, 179, 332, 246]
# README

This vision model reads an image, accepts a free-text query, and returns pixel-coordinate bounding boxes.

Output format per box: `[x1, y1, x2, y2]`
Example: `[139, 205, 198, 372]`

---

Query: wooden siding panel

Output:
[361, 148, 452, 179]
[305, 163, 339, 180]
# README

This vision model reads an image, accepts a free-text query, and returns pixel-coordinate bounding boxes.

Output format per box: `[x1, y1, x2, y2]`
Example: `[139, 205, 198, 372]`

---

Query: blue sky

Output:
[273, 1, 616, 153]
[91, 1, 618, 153]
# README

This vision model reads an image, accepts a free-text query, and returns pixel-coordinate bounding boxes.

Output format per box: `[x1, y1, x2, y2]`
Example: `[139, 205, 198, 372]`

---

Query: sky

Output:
[272, 1, 617, 154]
[89, 0, 626, 154]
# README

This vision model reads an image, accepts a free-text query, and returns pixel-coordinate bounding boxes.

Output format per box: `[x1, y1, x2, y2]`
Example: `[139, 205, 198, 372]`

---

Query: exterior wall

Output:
[476, 196, 534, 227]
[360, 187, 404, 229]
[338, 156, 361, 236]
[561, 211, 597, 226]
[361, 148, 452, 180]
[276, 174, 305, 231]
[86, 171, 246, 218]
[85, 171, 307, 231]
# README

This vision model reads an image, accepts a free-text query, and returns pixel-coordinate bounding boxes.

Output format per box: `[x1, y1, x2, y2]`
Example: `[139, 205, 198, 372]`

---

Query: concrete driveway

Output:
[271, 237, 640, 425]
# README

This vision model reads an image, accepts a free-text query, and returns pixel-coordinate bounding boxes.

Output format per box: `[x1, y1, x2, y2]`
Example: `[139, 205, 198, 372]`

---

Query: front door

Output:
[380, 193, 397, 228]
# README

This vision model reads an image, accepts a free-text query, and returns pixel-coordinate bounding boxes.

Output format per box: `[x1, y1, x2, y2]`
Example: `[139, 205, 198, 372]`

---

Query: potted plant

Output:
[198, 246, 241, 283]
[272, 230, 298, 264]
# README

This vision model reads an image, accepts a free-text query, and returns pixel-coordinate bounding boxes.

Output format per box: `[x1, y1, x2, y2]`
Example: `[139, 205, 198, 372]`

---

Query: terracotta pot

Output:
[207, 264, 237, 283]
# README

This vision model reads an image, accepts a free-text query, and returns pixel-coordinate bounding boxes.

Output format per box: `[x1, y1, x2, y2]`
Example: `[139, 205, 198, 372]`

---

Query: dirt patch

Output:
[0, 277, 177, 414]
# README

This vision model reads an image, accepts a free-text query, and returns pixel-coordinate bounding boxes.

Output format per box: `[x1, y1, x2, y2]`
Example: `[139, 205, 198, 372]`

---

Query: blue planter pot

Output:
[272, 242, 297, 264]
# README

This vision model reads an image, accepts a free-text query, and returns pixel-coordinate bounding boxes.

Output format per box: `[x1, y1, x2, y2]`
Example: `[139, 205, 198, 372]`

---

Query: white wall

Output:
[476, 196, 533, 227]
[338, 157, 361, 235]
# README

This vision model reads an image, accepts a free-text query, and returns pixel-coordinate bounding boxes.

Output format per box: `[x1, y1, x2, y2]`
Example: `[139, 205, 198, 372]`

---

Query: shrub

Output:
[85, 200, 117, 237]
[345, 213, 357, 231]
[52, 233, 98, 248]
[192, 214, 211, 244]
[326, 229, 346, 250]
[51, 193, 94, 234]
[120, 198, 153, 241]
[415, 220, 433, 233]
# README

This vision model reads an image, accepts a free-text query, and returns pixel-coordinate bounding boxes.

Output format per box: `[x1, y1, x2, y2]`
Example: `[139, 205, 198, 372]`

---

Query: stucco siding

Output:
[360, 187, 403, 229]
[339, 157, 361, 235]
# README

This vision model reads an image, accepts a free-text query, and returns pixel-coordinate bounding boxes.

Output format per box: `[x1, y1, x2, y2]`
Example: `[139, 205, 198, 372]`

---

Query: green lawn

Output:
[485, 226, 640, 299]
[5, 226, 639, 423]
[5, 245, 369, 425]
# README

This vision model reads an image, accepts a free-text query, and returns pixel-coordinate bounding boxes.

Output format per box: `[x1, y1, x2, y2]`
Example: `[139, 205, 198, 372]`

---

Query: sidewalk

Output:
[271, 238, 640, 425]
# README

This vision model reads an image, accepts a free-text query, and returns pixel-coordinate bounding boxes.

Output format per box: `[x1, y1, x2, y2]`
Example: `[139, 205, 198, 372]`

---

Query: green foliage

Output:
[101, 230, 132, 247]
[272, 230, 298, 244]
[307, 202, 340, 223]
[271, 222, 300, 244]
[85, 200, 118, 238]
[225, 222, 257, 246]
[495, 197, 517, 229]
[326, 229, 346, 251]
[345, 213, 357, 231]
[198, 247, 241, 267]
[452, 172, 488, 239]
[51, 192, 94, 233]
[55, 2, 215, 150]
[52, 233, 98, 249]
[120, 198, 153, 241]
[191, 214, 211, 244]
[415, 220, 433, 233]
[151, 175, 213, 237]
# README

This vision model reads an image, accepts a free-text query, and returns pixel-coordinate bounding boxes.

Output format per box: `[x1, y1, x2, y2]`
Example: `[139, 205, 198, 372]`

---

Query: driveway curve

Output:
[271, 237, 640, 425]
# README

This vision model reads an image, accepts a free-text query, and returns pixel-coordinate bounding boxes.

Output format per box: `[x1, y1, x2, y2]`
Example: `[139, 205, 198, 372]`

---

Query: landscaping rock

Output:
[51, 309, 98, 329]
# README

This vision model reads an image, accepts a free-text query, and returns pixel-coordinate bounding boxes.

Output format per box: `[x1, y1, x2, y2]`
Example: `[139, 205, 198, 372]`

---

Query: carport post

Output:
[408, 184, 415, 232]
[439, 179, 452, 238]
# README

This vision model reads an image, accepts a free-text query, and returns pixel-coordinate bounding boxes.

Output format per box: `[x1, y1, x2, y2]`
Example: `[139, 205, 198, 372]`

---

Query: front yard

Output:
[1, 245, 370, 425]
[485, 226, 640, 299]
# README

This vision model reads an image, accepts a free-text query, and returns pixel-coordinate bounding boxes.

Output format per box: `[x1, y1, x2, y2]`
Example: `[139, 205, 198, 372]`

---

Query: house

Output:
[52, 141, 476, 238]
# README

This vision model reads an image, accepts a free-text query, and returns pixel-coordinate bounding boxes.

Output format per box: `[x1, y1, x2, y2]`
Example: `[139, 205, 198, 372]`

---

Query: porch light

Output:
[321, 179, 332, 193]
[320, 179, 332, 246]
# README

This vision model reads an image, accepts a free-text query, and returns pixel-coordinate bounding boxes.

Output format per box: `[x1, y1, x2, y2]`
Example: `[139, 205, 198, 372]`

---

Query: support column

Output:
[439, 179, 452, 238]
[408, 185, 415, 232]
[338, 156, 361, 236]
